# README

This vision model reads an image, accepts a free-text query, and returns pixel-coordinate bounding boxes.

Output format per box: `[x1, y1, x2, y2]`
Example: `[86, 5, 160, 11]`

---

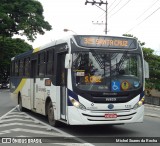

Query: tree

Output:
[123, 34, 160, 91]
[123, 34, 145, 46]
[0, 0, 52, 81]
[0, 0, 52, 41]
[143, 48, 160, 91]
[0, 37, 32, 81]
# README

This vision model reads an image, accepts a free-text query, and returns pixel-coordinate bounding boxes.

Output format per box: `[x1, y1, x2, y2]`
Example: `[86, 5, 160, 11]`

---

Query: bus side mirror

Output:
[65, 54, 72, 69]
[144, 60, 149, 78]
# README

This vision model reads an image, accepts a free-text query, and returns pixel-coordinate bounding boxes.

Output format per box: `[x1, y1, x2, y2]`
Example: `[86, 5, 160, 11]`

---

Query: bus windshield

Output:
[72, 51, 143, 92]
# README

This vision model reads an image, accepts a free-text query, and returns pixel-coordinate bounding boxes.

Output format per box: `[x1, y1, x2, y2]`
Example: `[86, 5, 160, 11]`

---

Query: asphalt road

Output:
[0, 89, 160, 146]
[0, 89, 16, 116]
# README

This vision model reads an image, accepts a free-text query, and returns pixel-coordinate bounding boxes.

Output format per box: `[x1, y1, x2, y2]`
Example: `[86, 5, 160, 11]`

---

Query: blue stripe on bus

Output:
[68, 89, 79, 106]
[140, 91, 145, 101]
[10, 78, 22, 89]
[140, 91, 144, 98]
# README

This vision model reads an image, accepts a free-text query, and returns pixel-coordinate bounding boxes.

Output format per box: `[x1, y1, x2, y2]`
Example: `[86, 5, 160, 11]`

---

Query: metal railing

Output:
[145, 96, 160, 106]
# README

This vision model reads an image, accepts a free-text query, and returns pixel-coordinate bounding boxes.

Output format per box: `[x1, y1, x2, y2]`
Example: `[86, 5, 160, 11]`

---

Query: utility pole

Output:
[85, 0, 108, 35]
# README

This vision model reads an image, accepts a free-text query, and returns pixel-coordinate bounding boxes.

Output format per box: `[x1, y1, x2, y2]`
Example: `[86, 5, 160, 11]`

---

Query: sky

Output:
[28, 0, 160, 54]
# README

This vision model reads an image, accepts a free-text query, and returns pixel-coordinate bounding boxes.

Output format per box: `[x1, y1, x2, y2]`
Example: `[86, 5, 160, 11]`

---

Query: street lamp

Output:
[63, 29, 77, 34]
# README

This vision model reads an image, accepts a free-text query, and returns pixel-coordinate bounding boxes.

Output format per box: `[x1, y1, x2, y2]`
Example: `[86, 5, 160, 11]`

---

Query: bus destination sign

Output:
[75, 36, 137, 49]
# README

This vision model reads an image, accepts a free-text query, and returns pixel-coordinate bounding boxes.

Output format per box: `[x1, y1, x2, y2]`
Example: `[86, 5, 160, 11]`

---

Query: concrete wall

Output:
[145, 89, 160, 106]
[145, 96, 160, 106]
[150, 89, 160, 97]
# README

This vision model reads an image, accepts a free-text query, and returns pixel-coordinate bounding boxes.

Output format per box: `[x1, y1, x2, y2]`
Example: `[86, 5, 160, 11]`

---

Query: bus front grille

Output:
[82, 112, 136, 121]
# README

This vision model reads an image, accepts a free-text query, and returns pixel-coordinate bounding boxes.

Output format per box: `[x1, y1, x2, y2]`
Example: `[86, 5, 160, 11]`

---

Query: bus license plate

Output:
[104, 113, 117, 118]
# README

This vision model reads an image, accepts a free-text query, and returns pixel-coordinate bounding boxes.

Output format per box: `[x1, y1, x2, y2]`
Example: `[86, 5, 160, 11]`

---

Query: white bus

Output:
[10, 35, 146, 126]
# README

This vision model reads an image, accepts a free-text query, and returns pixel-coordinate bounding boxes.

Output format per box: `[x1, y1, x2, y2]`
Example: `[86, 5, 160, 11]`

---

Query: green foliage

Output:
[143, 48, 160, 91]
[123, 34, 145, 46]
[123, 34, 160, 91]
[0, 37, 32, 81]
[0, 0, 52, 81]
[0, 0, 52, 41]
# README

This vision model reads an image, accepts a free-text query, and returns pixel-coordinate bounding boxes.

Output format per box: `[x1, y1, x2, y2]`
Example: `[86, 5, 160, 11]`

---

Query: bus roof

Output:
[11, 36, 71, 61]
[11, 35, 137, 61]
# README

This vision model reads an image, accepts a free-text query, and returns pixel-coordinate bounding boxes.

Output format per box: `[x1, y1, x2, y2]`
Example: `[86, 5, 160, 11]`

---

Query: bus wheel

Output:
[18, 96, 24, 112]
[47, 101, 59, 127]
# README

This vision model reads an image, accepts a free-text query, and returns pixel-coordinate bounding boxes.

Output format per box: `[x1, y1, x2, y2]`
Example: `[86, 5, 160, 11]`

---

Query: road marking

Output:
[25, 112, 94, 146]
[0, 123, 47, 129]
[0, 118, 34, 123]
[0, 106, 94, 146]
[0, 106, 17, 120]
[3, 115, 32, 119]
[0, 128, 62, 136]
[8, 112, 27, 115]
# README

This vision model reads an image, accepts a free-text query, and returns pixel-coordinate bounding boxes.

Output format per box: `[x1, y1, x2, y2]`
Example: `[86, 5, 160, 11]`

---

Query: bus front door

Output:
[57, 53, 67, 120]
[31, 60, 37, 110]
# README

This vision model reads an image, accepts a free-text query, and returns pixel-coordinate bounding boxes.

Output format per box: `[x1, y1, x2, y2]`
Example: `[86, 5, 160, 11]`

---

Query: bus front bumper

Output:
[67, 105, 144, 125]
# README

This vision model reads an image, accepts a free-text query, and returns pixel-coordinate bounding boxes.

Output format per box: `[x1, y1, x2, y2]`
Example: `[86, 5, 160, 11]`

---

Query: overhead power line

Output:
[136, 0, 160, 20]
[108, 0, 122, 14]
[91, 0, 117, 22]
[95, 4, 106, 12]
[125, 6, 160, 33]
[108, 0, 117, 10]
[93, 12, 106, 22]
[109, 0, 132, 18]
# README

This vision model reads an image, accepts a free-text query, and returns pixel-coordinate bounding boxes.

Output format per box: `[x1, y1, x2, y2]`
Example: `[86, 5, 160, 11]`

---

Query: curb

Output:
[144, 113, 160, 119]
[145, 104, 160, 111]
[144, 104, 160, 118]
[145, 104, 160, 109]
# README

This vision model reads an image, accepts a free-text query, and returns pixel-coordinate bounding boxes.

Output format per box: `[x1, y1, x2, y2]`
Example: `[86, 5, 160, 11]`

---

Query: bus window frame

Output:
[37, 51, 46, 77]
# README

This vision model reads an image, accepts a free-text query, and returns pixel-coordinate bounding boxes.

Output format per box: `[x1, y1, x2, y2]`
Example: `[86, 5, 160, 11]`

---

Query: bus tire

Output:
[18, 96, 24, 112]
[47, 101, 59, 127]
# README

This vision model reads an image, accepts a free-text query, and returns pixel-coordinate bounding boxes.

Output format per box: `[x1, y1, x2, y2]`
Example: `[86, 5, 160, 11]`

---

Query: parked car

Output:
[1, 81, 10, 89]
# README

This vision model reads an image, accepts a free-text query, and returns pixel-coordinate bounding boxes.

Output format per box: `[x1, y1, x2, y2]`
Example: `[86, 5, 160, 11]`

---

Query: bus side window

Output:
[24, 57, 30, 77]
[19, 59, 24, 76]
[15, 61, 19, 76]
[11, 61, 15, 76]
[46, 50, 53, 76]
[38, 52, 45, 77]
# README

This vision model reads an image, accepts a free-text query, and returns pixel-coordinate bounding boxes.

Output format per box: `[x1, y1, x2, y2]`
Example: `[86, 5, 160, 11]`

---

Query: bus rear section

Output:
[10, 43, 69, 127]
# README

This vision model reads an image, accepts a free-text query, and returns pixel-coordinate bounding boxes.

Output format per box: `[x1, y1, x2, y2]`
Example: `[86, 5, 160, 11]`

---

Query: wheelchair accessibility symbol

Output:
[111, 81, 120, 92]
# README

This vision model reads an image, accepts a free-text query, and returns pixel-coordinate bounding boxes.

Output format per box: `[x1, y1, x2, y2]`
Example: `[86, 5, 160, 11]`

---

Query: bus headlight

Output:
[133, 97, 145, 109]
[69, 97, 86, 111]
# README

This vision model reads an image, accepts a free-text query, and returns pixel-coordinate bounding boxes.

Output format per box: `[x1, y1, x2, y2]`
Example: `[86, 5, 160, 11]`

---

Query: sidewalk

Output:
[144, 104, 160, 119]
